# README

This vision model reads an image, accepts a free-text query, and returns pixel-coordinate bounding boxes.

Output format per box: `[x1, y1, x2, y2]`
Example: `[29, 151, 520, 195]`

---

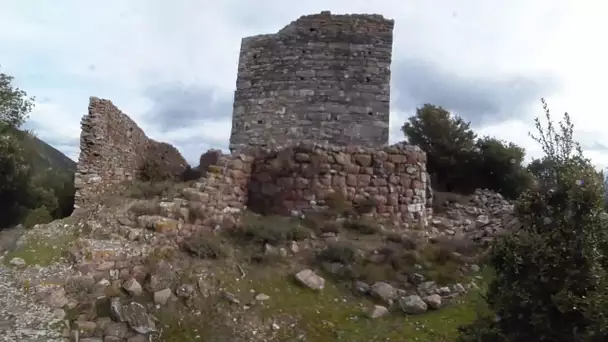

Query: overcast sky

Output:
[1, 0, 607, 169]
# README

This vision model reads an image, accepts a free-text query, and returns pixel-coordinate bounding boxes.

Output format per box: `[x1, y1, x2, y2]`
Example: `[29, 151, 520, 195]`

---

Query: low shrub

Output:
[229, 213, 311, 245]
[23, 206, 53, 228]
[183, 232, 226, 259]
[343, 217, 380, 235]
[318, 242, 360, 265]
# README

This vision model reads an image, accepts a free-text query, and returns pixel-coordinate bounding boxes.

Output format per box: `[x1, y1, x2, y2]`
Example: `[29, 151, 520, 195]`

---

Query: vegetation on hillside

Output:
[0, 67, 76, 229]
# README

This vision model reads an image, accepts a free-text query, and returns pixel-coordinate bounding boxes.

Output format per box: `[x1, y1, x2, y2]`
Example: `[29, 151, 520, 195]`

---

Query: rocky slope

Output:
[0, 185, 514, 341]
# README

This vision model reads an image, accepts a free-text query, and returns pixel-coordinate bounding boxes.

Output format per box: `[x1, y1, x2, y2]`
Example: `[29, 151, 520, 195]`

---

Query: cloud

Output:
[2, 0, 608, 171]
[142, 83, 232, 132]
[391, 58, 559, 127]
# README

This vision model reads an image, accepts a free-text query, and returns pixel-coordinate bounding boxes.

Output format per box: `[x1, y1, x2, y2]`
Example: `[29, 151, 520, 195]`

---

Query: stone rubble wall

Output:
[74, 97, 188, 209]
[214, 142, 428, 227]
[230, 11, 394, 152]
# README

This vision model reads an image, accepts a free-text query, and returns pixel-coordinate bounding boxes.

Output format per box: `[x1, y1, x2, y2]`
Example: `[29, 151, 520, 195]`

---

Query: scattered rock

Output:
[122, 278, 143, 297]
[370, 282, 397, 305]
[423, 294, 442, 309]
[368, 305, 389, 319]
[399, 295, 428, 314]
[154, 288, 172, 305]
[122, 302, 157, 334]
[294, 269, 325, 291]
[9, 257, 25, 266]
[255, 293, 270, 301]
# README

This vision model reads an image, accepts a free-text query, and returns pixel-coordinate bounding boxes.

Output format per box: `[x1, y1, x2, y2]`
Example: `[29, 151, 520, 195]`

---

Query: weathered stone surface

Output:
[122, 302, 156, 334]
[370, 282, 397, 305]
[122, 278, 143, 297]
[294, 269, 325, 291]
[368, 305, 389, 319]
[229, 12, 394, 152]
[74, 97, 188, 209]
[398, 295, 428, 315]
[153, 288, 172, 306]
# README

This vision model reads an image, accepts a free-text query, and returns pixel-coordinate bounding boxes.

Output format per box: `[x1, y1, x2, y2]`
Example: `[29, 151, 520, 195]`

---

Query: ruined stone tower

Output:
[229, 11, 394, 152]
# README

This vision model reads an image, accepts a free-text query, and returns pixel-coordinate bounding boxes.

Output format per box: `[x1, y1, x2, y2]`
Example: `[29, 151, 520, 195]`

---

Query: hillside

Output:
[27, 134, 76, 174]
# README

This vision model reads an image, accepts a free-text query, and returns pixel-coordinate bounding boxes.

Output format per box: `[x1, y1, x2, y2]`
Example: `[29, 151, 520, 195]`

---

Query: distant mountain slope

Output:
[27, 134, 76, 174]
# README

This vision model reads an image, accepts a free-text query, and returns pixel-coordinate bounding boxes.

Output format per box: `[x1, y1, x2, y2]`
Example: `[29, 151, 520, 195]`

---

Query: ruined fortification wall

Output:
[229, 11, 394, 152]
[74, 97, 188, 208]
[243, 142, 429, 227]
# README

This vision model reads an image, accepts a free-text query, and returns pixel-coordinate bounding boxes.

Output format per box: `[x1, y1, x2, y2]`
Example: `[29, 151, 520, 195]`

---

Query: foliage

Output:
[402, 104, 477, 192]
[0, 66, 35, 129]
[472, 136, 534, 199]
[23, 206, 53, 228]
[402, 103, 533, 198]
[457, 99, 608, 342]
[0, 67, 75, 229]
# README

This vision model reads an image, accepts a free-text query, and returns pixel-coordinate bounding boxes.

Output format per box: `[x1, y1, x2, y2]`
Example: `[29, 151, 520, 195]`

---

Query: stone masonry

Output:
[74, 97, 188, 209]
[229, 11, 394, 152]
[183, 142, 430, 229]
[72, 13, 431, 229]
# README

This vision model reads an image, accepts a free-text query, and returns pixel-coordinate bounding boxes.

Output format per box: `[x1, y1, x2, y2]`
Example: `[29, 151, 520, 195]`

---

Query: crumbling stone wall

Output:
[74, 97, 188, 208]
[229, 11, 394, 152]
[245, 142, 430, 227]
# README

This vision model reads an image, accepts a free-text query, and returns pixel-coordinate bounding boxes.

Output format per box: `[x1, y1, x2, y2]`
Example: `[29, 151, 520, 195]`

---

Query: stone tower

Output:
[229, 11, 394, 152]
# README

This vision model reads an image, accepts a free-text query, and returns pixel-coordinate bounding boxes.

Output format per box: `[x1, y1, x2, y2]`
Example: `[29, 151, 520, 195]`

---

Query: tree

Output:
[458, 99, 608, 342]
[473, 136, 533, 199]
[402, 104, 477, 192]
[0, 66, 35, 130]
[0, 67, 37, 228]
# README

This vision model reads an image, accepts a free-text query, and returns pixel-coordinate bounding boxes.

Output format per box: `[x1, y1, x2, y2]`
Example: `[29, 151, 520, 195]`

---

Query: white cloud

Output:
[1, 0, 608, 170]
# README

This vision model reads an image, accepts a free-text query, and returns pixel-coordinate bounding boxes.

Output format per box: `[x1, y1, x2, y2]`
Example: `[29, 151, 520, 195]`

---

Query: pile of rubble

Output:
[428, 189, 519, 245]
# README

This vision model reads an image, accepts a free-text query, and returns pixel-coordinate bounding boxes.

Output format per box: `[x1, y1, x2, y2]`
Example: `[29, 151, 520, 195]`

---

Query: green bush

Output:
[458, 99, 608, 342]
[318, 242, 360, 265]
[23, 206, 53, 228]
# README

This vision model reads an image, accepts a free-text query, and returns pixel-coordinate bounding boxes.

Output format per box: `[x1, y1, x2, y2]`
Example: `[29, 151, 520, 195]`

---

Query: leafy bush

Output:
[458, 99, 608, 342]
[23, 206, 53, 228]
[318, 242, 360, 265]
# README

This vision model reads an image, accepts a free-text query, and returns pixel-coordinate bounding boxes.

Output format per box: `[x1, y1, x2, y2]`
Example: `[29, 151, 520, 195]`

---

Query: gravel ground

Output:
[0, 226, 69, 342]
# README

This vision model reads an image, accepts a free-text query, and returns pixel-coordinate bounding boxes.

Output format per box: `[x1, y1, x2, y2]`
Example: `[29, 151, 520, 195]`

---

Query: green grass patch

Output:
[4, 232, 77, 267]
[153, 261, 493, 342]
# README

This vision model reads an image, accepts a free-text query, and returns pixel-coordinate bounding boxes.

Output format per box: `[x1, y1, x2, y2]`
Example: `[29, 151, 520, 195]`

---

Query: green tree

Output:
[474, 136, 533, 199]
[458, 99, 608, 342]
[0, 67, 37, 228]
[0, 66, 34, 130]
[402, 104, 477, 192]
